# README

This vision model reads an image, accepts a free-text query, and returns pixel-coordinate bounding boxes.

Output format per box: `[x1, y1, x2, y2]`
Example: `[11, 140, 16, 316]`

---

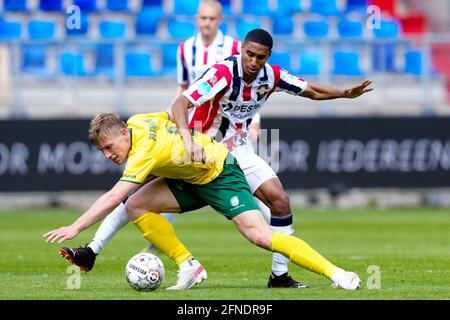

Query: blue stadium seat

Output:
[346, 0, 368, 13]
[277, 0, 303, 14]
[28, 20, 55, 39]
[66, 12, 89, 36]
[242, 0, 272, 16]
[173, 0, 200, 16]
[404, 50, 422, 76]
[167, 19, 196, 39]
[310, 0, 340, 16]
[268, 51, 292, 72]
[333, 51, 363, 75]
[95, 44, 115, 77]
[0, 19, 21, 39]
[219, 0, 232, 15]
[99, 21, 126, 39]
[60, 53, 88, 76]
[106, 0, 129, 11]
[303, 20, 329, 38]
[219, 20, 228, 35]
[125, 53, 154, 77]
[135, 8, 162, 36]
[235, 19, 262, 39]
[142, 0, 163, 8]
[161, 43, 178, 76]
[39, 0, 63, 11]
[3, 0, 27, 11]
[337, 19, 363, 38]
[299, 52, 321, 75]
[73, 0, 98, 12]
[22, 45, 47, 75]
[372, 20, 400, 38]
[273, 14, 294, 36]
[372, 20, 400, 72]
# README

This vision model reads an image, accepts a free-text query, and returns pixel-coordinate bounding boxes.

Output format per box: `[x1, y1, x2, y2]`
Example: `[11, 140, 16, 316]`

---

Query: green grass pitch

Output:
[0, 207, 449, 300]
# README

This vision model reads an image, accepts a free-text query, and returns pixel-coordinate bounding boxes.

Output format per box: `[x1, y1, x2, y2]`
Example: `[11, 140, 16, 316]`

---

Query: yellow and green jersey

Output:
[121, 112, 228, 185]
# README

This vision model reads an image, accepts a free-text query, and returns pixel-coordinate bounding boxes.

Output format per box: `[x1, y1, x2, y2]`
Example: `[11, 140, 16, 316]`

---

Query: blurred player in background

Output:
[44, 112, 361, 291]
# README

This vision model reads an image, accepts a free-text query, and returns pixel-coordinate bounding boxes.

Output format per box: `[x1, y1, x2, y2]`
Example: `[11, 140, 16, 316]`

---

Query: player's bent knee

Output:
[270, 192, 291, 216]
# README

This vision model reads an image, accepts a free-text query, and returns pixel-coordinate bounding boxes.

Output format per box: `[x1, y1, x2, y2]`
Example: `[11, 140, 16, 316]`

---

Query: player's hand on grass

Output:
[43, 225, 80, 243]
[343, 80, 373, 98]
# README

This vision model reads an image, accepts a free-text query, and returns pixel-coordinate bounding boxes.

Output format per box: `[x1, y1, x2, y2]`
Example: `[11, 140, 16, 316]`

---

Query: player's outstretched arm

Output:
[43, 181, 138, 243]
[300, 79, 373, 100]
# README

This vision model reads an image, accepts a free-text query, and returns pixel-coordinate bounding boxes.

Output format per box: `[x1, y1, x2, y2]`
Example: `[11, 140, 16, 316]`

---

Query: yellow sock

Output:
[270, 232, 337, 279]
[133, 212, 193, 266]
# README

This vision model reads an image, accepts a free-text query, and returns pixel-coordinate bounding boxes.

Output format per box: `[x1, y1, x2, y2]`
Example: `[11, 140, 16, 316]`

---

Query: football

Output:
[125, 252, 165, 291]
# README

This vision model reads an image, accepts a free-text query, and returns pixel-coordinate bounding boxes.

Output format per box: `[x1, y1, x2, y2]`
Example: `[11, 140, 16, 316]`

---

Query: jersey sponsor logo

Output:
[208, 75, 218, 86]
[222, 102, 261, 113]
[256, 84, 270, 101]
[230, 195, 240, 207]
[166, 125, 179, 135]
[197, 81, 212, 96]
[123, 173, 137, 180]
[143, 119, 157, 141]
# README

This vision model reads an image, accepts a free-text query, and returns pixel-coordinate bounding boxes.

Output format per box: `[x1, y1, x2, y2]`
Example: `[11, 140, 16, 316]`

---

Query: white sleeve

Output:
[275, 68, 308, 95]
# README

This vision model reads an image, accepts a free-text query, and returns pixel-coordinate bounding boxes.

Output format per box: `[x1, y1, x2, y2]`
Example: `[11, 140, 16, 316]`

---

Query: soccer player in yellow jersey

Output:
[44, 112, 361, 290]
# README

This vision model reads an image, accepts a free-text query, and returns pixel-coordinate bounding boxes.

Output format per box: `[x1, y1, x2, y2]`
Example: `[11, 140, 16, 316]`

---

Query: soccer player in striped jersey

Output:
[171, 28, 373, 288]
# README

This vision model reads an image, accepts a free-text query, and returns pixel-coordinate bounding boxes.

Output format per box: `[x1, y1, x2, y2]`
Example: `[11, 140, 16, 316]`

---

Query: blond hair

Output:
[89, 113, 127, 147]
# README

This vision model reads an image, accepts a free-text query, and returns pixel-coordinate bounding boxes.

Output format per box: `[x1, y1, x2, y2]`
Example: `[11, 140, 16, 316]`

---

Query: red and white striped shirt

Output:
[177, 30, 240, 86]
[183, 55, 308, 150]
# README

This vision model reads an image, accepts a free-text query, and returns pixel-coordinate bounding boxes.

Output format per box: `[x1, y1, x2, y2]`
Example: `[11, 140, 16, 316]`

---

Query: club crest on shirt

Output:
[198, 81, 212, 95]
[256, 84, 270, 101]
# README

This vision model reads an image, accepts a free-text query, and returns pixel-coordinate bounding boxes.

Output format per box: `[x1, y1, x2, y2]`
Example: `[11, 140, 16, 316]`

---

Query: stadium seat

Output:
[135, 8, 162, 36]
[28, 20, 55, 39]
[99, 21, 126, 39]
[310, 0, 340, 16]
[235, 19, 262, 40]
[125, 53, 154, 77]
[219, 20, 228, 35]
[333, 51, 363, 75]
[372, 19, 399, 38]
[161, 43, 178, 76]
[220, 0, 232, 15]
[404, 50, 422, 76]
[66, 12, 89, 36]
[39, 0, 63, 11]
[299, 52, 321, 75]
[106, 0, 129, 11]
[372, 19, 399, 72]
[400, 14, 427, 35]
[73, 0, 98, 12]
[142, 0, 163, 8]
[268, 51, 292, 72]
[337, 18, 363, 38]
[21, 44, 54, 77]
[273, 14, 294, 36]
[173, 0, 200, 16]
[242, 0, 272, 16]
[167, 19, 196, 39]
[0, 19, 21, 39]
[277, 0, 303, 14]
[346, 0, 367, 13]
[60, 52, 88, 76]
[95, 44, 115, 77]
[303, 20, 329, 38]
[3, 0, 27, 11]
[369, 0, 396, 18]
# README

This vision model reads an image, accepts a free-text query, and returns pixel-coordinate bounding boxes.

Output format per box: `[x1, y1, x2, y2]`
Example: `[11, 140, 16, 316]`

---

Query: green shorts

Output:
[165, 155, 259, 220]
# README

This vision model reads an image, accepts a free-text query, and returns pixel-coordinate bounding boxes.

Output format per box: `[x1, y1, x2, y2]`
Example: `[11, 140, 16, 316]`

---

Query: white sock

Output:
[254, 197, 271, 222]
[161, 212, 177, 224]
[270, 223, 294, 276]
[88, 202, 130, 254]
